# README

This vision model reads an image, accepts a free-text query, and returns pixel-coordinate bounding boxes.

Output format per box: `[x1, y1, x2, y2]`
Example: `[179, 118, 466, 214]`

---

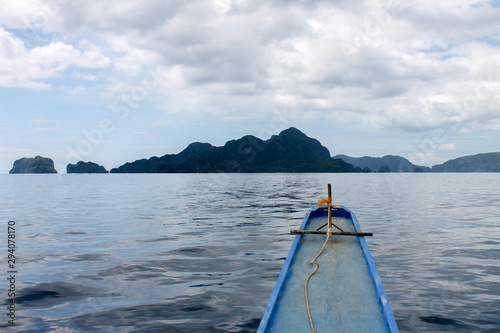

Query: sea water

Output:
[0, 173, 499, 332]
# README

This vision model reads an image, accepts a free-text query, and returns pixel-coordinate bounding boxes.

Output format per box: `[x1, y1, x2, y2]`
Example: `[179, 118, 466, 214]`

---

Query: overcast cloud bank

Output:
[1, 0, 499, 172]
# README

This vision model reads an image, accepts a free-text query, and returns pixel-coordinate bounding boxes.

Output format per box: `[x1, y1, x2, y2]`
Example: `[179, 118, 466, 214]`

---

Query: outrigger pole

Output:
[290, 183, 373, 237]
[290, 230, 373, 236]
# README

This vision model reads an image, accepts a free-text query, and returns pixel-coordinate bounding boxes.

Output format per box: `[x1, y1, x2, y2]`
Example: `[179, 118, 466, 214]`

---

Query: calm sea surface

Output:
[1, 173, 499, 332]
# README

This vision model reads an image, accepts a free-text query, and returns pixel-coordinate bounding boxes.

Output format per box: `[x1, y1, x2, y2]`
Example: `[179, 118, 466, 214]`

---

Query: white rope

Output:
[304, 202, 333, 333]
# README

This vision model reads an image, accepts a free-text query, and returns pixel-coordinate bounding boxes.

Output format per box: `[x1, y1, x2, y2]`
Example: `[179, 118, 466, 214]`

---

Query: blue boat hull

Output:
[258, 206, 398, 332]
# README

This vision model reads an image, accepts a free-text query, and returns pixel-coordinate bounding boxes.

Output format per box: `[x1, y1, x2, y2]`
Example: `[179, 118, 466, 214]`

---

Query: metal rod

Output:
[327, 184, 332, 236]
[290, 230, 373, 237]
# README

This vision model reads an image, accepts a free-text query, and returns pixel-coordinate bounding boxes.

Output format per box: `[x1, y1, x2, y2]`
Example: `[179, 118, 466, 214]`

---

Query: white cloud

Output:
[1, 0, 500, 132]
[0, 0, 46, 29]
[0, 28, 110, 88]
[73, 71, 99, 81]
[459, 126, 471, 134]
[485, 119, 500, 130]
[410, 152, 447, 167]
[437, 143, 456, 151]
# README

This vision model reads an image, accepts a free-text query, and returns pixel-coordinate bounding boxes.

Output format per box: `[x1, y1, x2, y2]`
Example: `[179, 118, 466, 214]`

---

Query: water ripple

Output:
[1, 173, 499, 332]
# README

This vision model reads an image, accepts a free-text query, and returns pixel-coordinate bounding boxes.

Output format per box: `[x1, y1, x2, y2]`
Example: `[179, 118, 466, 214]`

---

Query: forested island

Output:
[67, 161, 108, 173]
[431, 152, 500, 172]
[9, 156, 58, 174]
[111, 127, 363, 173]
[333, 154, 430, 173]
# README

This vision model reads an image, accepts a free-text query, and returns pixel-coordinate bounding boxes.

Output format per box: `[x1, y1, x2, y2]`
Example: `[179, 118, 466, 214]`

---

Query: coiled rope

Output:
[304, 193, 334, 333]
[304, 231, 331, 333]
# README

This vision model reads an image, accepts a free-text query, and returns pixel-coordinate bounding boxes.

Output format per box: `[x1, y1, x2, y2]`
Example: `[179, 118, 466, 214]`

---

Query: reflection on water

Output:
[1, 173, 499, 332]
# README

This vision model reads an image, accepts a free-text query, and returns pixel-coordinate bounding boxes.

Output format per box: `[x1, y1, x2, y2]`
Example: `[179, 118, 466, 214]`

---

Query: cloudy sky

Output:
[1, 0, 499, 173]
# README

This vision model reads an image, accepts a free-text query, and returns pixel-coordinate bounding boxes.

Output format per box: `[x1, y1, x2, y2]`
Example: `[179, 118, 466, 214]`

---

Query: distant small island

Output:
[9, 128, 500, 173]
[67, 161, 108, 173]
[9, 156, 58, 174]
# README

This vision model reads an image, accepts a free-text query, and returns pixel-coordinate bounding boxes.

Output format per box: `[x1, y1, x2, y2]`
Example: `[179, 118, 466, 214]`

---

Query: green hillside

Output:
[431, 152, 500, 172]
